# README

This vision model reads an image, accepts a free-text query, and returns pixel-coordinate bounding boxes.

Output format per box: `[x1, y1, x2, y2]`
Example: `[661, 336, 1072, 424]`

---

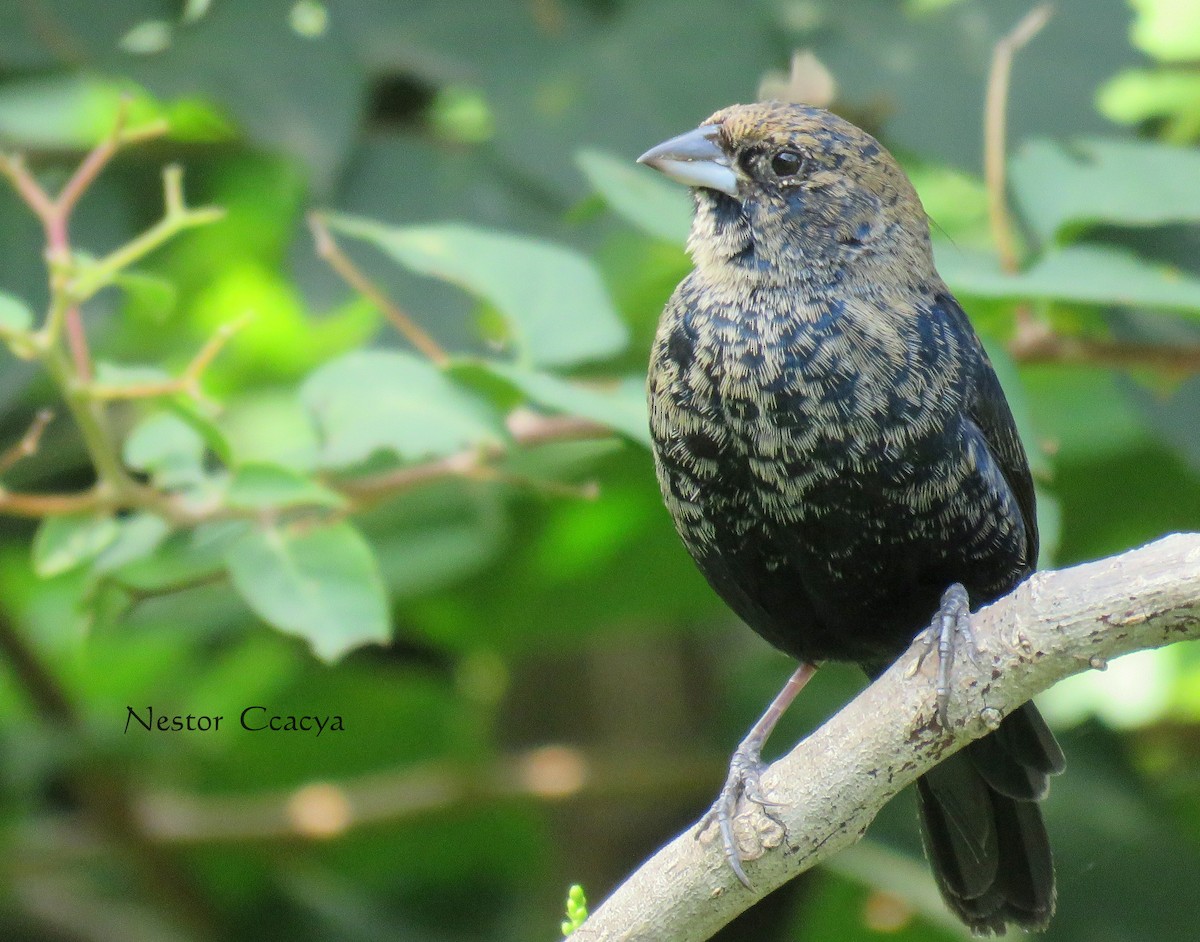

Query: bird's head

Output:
[638, 102, 935, 289]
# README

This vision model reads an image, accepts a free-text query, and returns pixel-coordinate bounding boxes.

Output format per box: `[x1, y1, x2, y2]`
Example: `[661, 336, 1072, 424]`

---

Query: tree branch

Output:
[571, 532, 1200, 942]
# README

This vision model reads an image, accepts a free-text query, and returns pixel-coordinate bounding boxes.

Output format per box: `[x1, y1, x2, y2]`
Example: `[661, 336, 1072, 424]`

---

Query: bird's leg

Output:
[908, 583, 980, 725]
[699, 661, 818, 887]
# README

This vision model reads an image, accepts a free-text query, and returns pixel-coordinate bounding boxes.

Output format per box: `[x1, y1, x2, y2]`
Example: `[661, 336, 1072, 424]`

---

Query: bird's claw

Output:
[910, 583, 979, 726]
[697, 746, 779, 888]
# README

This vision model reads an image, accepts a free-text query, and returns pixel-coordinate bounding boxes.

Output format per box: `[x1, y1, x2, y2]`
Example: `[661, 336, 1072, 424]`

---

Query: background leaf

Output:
[225, 520, 390, 661]
[472, 361, 651, 447]
[937, 243, 1200, 313]
[577, 149, 692, 245]
[225, 463, 346, 510]
[32, 514, 120, 577]
[323, 216, 629, 368]
[1009, 138, 1200, 243]
[300, 350, 505, 469]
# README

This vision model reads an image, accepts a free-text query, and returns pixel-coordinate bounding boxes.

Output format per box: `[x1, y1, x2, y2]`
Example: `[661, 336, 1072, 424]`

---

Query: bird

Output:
[637, 101, 1065, 935]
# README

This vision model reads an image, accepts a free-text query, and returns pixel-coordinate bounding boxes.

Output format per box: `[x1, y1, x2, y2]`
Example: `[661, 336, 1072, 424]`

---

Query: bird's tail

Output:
[916, 702, 1065, 935]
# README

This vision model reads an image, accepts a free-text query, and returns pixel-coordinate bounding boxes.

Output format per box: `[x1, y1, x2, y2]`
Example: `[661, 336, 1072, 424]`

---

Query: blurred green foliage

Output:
[0, 1, 1198, 941]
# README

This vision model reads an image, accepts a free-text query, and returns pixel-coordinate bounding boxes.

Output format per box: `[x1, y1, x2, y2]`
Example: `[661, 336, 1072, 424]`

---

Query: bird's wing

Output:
[934, 292, 1039, 570]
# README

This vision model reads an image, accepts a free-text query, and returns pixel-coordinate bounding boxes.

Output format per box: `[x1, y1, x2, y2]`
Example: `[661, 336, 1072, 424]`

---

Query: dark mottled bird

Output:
[638, 102, 1065, 935]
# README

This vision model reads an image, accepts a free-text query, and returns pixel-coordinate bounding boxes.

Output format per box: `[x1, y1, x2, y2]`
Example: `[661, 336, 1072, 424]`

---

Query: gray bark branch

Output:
[571, 532, 1200, 942]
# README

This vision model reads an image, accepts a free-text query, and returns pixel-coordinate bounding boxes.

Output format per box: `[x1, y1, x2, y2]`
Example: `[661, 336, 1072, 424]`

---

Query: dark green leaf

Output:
[323, 215, 628, 367]
[225, 520, 390, 661]
[301, 350, 504, 469]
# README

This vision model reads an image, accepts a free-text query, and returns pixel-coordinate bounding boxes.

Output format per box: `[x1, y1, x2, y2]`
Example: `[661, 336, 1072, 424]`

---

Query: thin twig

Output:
[0, 409, 54, 475]
[984, 5, 1052, 275]
[0, 410, 616, 521]
[87, 315, 248, 403]
[67, 165, 225, 303]
[0, 153, 57, 225]
[308, 211, 450, 366]
[1009, 324, 1200, 373]
[336, 411, 611, 504]
[0, 487, 111, 518]
[17, 99, 168, 380]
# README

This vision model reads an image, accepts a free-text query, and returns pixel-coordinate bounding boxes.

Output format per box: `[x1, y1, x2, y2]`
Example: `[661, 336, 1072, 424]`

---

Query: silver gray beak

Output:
[637, 125, 739, 197]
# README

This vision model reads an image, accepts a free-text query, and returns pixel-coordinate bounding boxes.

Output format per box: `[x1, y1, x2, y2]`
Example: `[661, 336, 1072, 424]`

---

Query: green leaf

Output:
[301, 350, 504, 469]
[217, 391, 319, 472]
[225, 520, 390, 661]
[166, 398, 234, 467]
[0, 292, 33, 333]
[935, 243, 1200, 314]
[472, 361, 650, 447]
[226, 463, 346, 511]
[33, 514, 120, 577]
[1010, 138, 1200, 243]
[576, 149, 692, 245]
[1098, 69, 1200, 143]
[123, 411, 208, 488]
[91, 514, 171, 575]
[114, 521, 247, 592]
[323, 215, 628, 367]
[1129, 0, 1200, 61]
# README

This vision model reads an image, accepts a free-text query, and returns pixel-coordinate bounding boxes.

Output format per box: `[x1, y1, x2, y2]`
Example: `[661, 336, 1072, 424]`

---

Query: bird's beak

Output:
[637, 125, 739, 197]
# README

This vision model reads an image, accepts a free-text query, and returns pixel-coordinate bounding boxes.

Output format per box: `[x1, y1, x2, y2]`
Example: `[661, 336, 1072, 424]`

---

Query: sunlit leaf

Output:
[0, 293, 33, 333]
[301, 350, 504, 469]
[323, 215, 628, 367]
[225, 520, 389, 661]
[119, 20, 174, 56]
[1098, 69, 1200, 143]
[576, 149, 692, 245]
[190, 262, 377, 389]
[1129, 0, 1200, 61]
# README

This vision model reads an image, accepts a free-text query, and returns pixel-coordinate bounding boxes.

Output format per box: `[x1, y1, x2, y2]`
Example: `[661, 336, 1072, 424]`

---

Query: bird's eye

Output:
[770, 150, 805, 178]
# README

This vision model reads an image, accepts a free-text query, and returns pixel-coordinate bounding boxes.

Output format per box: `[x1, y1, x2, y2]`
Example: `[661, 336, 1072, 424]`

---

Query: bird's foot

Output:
[697, 744, 782, 887]
[907, 583, 982, 726]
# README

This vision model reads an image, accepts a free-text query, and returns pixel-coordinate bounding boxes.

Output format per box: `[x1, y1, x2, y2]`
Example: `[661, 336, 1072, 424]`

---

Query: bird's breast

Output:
[649, 278, 970, 528]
